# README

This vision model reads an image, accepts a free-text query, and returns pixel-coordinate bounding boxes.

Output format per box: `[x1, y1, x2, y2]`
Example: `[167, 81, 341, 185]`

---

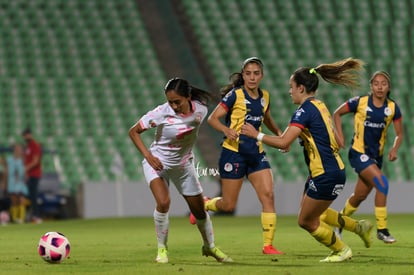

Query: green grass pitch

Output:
[0, 214, 413, 275]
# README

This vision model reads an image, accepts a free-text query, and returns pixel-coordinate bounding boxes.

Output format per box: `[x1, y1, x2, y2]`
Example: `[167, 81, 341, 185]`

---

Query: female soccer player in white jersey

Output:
[129, 78, 232, 264]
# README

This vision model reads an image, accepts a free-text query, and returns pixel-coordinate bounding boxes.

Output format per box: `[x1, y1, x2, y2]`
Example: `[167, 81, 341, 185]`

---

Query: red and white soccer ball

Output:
[38, 232, 71, 263]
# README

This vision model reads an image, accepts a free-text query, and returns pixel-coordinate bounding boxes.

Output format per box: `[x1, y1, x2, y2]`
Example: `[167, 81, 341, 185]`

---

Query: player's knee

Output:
[262, 190, 275, 202]
[353, 193, 368, 203]
[192, 211, 207, 220]
[219, 200, 237, 212]
[221, 205, 236, 213]
[157, 198, 171, 212]
[373, 175, 389, 196]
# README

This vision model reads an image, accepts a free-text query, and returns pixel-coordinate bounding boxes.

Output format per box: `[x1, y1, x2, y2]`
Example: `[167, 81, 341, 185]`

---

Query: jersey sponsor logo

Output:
[364, 121, 386, 129]
[245, 114, 263, 122]
[360, 154, 369, 162]
[224, 163, 233, 172]
[384, 107, 392, 116]
[332, 184, 344, 196]
[244, 99, 251, 105]
[366, 106, 373, 112]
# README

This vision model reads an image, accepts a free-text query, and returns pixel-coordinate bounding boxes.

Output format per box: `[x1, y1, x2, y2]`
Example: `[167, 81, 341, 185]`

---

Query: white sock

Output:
[196, 213, 215, 248]
[153, 209, 169, 248]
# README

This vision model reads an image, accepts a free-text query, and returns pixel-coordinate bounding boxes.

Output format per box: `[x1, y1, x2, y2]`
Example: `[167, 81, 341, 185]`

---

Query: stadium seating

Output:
[1, 0, 412, 192]
[181, 0, 413, 181]
[0, 0, 168, 190]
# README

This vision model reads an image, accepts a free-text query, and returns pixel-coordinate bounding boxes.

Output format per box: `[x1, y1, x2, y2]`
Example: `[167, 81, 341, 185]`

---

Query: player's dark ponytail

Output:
[220, 57, 264, 98]
[164, 77, 214, 105]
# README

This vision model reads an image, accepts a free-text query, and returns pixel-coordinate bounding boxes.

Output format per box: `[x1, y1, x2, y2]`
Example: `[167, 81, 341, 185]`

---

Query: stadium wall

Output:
[78, 181, 414, 218]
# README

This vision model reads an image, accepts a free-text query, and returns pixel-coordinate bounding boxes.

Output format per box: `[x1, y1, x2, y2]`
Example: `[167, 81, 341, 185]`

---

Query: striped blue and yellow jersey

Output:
[220, 87, 270, 154]
[347, 95, 402, 158]
[290, 98, 344, 178]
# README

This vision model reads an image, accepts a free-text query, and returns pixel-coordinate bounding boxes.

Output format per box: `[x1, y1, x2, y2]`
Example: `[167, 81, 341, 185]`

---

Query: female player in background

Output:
[198, 57, 284, 255]
[241, 58, 373, 262]
[1, 143, 27, 223]
[129, 78, 232, 264]
[333, 70, 403, 244]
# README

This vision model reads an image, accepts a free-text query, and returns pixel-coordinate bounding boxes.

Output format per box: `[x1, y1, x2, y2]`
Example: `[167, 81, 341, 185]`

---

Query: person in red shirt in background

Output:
[22, 128, 42, 224]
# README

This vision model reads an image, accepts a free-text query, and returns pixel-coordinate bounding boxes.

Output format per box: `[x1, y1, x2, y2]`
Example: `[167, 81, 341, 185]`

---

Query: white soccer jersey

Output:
[138, 100, 208, 167]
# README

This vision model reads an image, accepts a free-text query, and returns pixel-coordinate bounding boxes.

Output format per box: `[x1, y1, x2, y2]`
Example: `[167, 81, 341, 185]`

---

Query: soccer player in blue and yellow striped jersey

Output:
[242, 58, 374, 263]
[205, 57, 284, 255]
[333, 71, 403, 244]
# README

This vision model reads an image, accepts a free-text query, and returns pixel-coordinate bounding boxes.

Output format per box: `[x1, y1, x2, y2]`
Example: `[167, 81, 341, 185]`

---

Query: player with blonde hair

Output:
[241, 58, 373, 262]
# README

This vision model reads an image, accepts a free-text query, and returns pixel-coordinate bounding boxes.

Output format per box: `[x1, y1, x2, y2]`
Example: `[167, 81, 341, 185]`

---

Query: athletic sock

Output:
[196, 213, 215, 248]
[261, 212, 276, 246]
[341, 198, 358, 216]
[153, 209, 169, 248]
[18, 204, 26, 222]
[10, 206, 18, 222]
[320, 208, 358, 232]
[311, 221, 345, 251]
[375, 206, 387, 230]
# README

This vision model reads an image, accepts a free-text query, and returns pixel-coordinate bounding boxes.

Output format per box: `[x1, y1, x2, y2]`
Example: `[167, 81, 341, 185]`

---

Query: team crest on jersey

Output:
[384, 107, 391, 116]
[149, 119, 157, 128]
[260, 97, 266, 107]
[360, 154, 369, 162]
[224, 163, 233, 172]
[332, 184, 344, 196]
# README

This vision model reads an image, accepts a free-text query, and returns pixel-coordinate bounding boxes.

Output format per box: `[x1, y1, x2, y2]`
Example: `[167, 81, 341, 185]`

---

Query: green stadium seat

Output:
[0, 0, 172, 188]
[1, 0, 413, 186]
[180, 0, 413, 182]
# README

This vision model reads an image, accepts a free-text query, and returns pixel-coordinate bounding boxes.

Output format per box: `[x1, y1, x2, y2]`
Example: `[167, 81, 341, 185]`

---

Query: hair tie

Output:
[309, 68, 317, 75]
